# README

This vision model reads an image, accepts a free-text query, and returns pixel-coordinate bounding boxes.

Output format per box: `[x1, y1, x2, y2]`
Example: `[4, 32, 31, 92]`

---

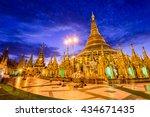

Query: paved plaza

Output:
[5, 77, 150, 100]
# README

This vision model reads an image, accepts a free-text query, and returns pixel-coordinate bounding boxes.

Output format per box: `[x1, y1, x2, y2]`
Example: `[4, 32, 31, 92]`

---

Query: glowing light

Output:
[64, 35, 79, 45]
[64, 40, 68, 45]
[68, 38, 72, 44]
[19, 69, 22, 72]
[73, 37, 78, 43]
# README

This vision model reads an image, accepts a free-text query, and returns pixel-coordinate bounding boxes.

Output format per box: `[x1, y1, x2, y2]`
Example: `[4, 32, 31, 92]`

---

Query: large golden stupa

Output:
[77, 13, 117, 58]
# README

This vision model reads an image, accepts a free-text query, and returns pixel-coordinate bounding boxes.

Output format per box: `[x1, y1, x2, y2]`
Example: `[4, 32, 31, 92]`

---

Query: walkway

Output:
[6, 77, 150, 100]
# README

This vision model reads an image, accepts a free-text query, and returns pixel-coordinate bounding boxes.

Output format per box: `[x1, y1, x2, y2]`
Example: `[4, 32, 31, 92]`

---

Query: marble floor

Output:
[7, 77, 150, 100]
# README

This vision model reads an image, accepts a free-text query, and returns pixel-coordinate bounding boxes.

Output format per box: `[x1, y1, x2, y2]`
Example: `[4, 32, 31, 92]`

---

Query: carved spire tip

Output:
[91, 12, 95, 20]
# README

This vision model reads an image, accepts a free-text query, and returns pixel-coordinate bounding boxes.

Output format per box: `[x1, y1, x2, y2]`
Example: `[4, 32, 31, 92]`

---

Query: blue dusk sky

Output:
[0, 0, 150, 64]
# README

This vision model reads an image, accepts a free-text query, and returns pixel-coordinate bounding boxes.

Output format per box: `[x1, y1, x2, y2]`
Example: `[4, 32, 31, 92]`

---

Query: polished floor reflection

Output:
[7, 77, 150, 100]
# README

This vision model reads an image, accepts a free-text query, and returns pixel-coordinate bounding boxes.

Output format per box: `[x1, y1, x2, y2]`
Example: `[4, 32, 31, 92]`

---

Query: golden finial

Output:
[142, 46, 149, 59]
[91, 12, 95, 21]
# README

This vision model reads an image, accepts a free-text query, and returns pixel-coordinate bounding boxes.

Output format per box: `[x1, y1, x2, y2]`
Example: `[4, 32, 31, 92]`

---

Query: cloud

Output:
[0, 40, 60, 61]
[0, 0, 150, 60]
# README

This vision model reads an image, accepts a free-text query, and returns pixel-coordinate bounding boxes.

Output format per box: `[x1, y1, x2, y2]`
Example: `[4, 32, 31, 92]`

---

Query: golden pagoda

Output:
[77, 13, 117, 61]
[25, 54, 33, 76]
[27, 54, 33, 68]
[52, 55, 59, 77]
[72, 13, 118, 79]
[47, 57, 53, 69]
[17, 55, 26, 70]
[34, 43, 45, 68]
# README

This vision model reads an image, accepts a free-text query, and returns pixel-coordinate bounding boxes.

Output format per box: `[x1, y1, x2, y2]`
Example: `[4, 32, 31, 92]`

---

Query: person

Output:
[49, 77, 52, 83]
[61, 80, 66, 87]
[22, 74, 26, 80]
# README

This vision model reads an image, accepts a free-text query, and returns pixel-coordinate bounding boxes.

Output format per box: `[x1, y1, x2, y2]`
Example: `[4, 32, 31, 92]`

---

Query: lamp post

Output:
[64, 36, 79, 73]
[64, 39, 68, 56]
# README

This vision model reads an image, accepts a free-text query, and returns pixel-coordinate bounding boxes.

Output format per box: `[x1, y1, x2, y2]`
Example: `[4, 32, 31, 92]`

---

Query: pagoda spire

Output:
[131, 44, 138, 59]
[65, 47, 69, 60]
[27, 54, 33, 67]
[48, 57, 53, 69]
[118, 44, 125, 57]
[90, 12, 101, 36]
[130, 44, 141, 63]
[53, 55, 58, 77]
[53, 55, 58, 69]
[3, 57, 8, 66]
[142, 46, 149, 60]
[1, 55, 8, 66]
[91, 12, 95, 21]
[82, 12, 107, 53]
[1, 48, 9, 64]
[34, 43, 45, 67]
[18, 55, 26, 69]
[53, 55, 58, 64]
[1, 56, 4, 64]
